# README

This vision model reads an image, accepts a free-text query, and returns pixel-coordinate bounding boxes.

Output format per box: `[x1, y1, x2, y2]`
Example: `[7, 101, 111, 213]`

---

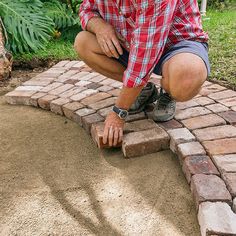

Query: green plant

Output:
[0, 0, 54, 53]
[43, 0, 80, 30]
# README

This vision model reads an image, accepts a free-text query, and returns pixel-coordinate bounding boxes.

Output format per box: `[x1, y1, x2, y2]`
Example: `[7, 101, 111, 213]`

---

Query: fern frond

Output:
[0, 0, 54, 53]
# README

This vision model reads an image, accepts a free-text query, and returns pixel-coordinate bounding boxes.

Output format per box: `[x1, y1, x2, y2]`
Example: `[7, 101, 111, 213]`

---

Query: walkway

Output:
[3, 60, 236, 235]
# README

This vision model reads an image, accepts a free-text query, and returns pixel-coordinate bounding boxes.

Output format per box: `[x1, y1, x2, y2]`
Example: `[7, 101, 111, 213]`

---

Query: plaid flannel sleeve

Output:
[123, 0, 178, 88]
[79, 0, 100, 30]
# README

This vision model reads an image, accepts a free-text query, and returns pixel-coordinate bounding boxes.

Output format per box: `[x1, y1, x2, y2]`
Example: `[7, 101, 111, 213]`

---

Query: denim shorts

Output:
[116, 40, 210, 76]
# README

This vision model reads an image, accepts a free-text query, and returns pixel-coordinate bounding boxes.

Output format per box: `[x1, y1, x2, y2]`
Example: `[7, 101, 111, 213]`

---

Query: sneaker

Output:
[129, 82, 158, 114]
[153, 88, 176, 122]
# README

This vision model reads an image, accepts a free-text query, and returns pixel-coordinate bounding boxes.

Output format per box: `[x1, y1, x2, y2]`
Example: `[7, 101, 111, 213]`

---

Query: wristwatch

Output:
[112, 105, 129, 119]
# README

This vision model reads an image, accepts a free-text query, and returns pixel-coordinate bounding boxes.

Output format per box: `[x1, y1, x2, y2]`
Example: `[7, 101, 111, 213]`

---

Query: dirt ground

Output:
[0, 72, 200, 236]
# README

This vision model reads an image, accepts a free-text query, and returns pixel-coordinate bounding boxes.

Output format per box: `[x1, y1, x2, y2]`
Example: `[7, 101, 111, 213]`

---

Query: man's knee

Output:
[167, 56, 207, 102]
[74, 31, 91, 56]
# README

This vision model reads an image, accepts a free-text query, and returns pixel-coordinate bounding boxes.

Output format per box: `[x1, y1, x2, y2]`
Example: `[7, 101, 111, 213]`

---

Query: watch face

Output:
[120, 110, 128, 119]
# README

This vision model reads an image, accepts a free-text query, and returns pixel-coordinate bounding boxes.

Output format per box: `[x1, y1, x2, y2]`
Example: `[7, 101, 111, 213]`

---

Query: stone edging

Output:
[4, 60, 236, 235]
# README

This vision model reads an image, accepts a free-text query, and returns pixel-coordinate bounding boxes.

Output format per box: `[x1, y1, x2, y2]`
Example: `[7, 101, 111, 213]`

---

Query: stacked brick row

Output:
[4, 60, 236, 235]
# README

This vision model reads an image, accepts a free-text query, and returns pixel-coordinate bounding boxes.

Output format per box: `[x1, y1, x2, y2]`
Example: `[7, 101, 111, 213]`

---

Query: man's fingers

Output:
[118, 128, 123, 143]
[103, 42, 112, 57]
[112, 37, 123, 55]
[103, 125, 109, 144]
[113, 128, 119, 146]
[107, 40, 119, 58]
[116, 32, 126, 42]
[108, 126, 114, 146]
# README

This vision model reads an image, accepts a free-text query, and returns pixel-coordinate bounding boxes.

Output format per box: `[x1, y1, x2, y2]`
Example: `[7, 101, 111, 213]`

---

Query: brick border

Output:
[4, 61, 236, 235]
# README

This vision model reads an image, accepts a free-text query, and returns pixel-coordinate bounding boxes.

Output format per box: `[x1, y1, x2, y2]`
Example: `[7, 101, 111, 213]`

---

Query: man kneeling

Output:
[74, 0, 210, 147]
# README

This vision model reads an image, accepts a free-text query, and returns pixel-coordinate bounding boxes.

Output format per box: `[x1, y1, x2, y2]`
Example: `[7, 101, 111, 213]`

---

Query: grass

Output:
[15, 9, 236, 88]
[202, 9, 236, 88]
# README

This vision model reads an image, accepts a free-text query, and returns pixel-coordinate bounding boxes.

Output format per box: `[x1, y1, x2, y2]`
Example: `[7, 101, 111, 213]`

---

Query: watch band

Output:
[112, 105, 129, 119]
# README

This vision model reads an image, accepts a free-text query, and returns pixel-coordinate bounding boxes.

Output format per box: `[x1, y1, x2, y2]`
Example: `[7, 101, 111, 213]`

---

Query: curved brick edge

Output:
[4, 61, 236, 236]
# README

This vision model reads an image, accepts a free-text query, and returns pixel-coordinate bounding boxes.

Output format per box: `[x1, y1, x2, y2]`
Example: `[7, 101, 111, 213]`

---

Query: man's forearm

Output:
[115, 86, 144, 110]
[86, 17, 106, 34]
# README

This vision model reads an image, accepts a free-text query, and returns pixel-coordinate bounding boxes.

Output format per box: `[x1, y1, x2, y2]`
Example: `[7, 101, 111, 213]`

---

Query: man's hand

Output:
[103, 112, 125, 146]
[94, 21, 125, 59]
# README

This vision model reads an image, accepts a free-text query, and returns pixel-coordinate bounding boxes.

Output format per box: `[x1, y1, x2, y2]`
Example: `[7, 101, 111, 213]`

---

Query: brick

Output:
[202, 138, 236, 156]
[71, 61, 85, 68]
[199, 84, 226, 96]
[53, 60, 70, 67]
[29, 92, 47, 107]
[218, 110, 236, 125]
[99, 78, 115, 85]
[193, 125, 236, 142]
[74, 108, 96, 125]
[47, 68, 67, 74]
[70, 93, 87, 102]
[124, 119, 159, 133]
[15, 86, 43, 92]
[233, 198, 236, 213]
[82, 89, 98, 96]
[82, 113, 104, 134]
[175, 106, 211, 120]
[202, 80, 213, 87]
[193, 96, 215, 106]
[219, 97, 236, 107]
[191, 174, 232, 208]
[81, 92, 111, 105]
[91, 122, 122, 148]
[33, 76, 55, 82]
[212, 154, 236, 173]
[80, 66, 93, 72]
[97, 106, 113, 117]
[40, 82, 63, 93]
[198, 202, 236, 236]
[158, 119, 183, 131]
[176, 100, 199, 110]
[38, 71, 62, 78]
[86, 82, 102, 90]
[75, 80, 92, 87]
[23, 79, 51, 87]
[48, 84, 74, 96]
[208, 89, 236, 100]
[63, 78, 80, 85]
[89, 75, 106, 83]
[97, 85, 113, 92]
[122, 127, 169, 158]
[79, 72, 99, 81]
[168, 128, 195, 153]
[88, 97, 116, 110]
[38, 94, 58, 110]
[112, 81, 123, 88]
[4, 90, 36, 105]
[56, 74, 71, 83]
[222, 173, 236, 197]
[205, 103, 229, 113]
[177, 142, 206, 163]
[125, 112, 146, 122]
[50, 98, 70, 115]
[108, 89, 121, 97]
[59, 87, 86, 98]
[63, 60, 78, 68]
[182, 155, 219, 183]
[62, 102, 84, 121]
[70, 72, 90, 80]
[182, 114, 226, 130]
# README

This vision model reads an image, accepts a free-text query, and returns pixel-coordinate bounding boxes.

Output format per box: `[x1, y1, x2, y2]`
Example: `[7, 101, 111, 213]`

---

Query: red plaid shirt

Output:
[79, 0, 208, 88]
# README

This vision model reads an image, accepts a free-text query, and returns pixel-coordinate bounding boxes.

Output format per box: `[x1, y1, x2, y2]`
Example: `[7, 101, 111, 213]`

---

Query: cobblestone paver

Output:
[4, 61, 236, 235]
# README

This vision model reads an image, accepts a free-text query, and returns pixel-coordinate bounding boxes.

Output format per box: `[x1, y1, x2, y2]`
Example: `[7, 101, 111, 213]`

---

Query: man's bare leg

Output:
[74, 31, 125, 82]
[161, 53, 207, 102]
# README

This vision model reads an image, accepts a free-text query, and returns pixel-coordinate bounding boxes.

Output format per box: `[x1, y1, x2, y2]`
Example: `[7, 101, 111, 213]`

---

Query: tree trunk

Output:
[0, 18, 13, 81]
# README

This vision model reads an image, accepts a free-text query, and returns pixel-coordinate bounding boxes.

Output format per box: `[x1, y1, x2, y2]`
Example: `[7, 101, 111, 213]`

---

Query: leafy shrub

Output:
[0, 0, 82, 54]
